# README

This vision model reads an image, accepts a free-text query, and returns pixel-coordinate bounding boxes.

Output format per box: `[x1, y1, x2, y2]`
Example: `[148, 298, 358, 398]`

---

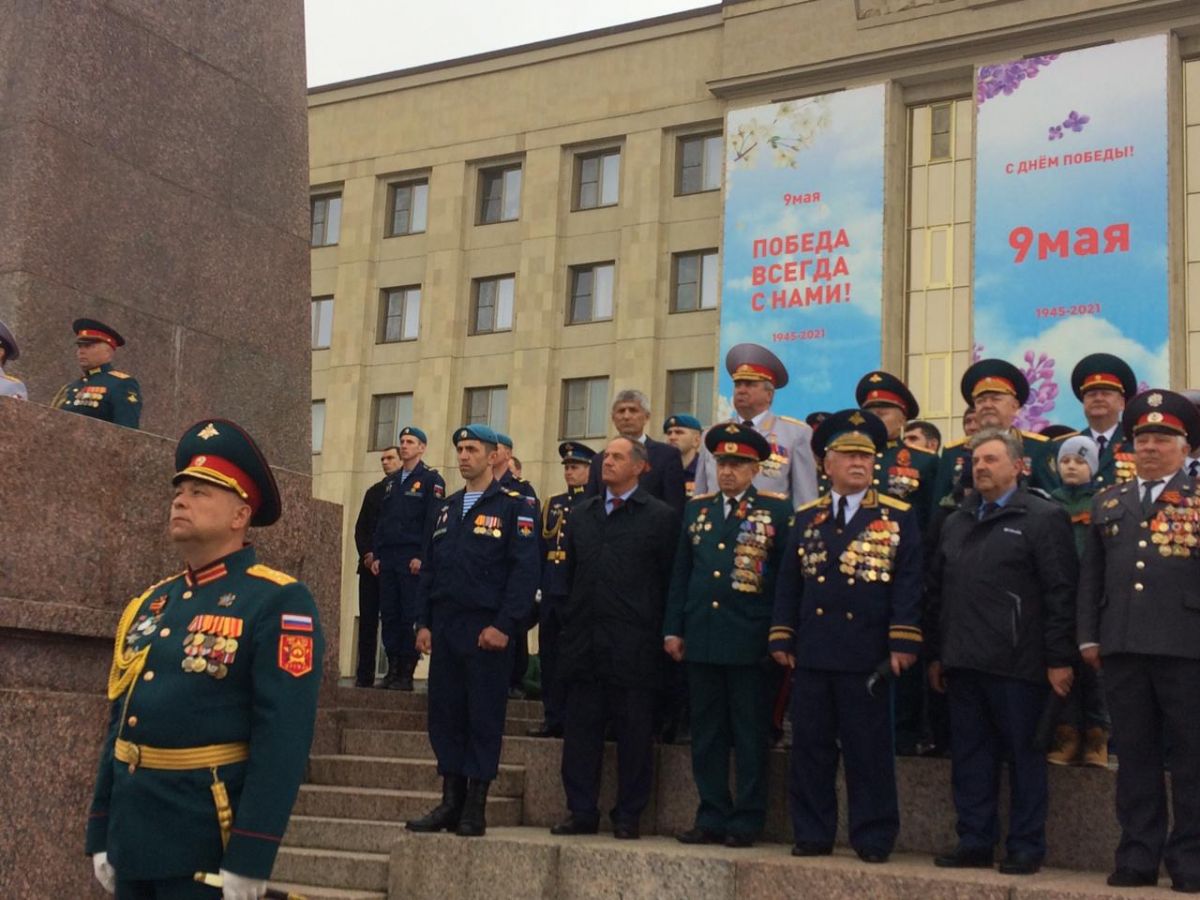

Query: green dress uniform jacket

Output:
[933, 428, 1056, 508]
[663, 487, 794, 664]
[85, 545, 323, 881]
[53, 362, 142, 427]
[1053, 427, 1135, 488]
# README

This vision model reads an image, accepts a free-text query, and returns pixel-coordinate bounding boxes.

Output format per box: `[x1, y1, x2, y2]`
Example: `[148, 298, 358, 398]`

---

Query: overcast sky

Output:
[304, 0, 709, 87]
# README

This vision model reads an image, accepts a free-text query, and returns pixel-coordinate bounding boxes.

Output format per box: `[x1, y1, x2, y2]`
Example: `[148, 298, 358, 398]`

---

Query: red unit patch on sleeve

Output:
[278, 634, 314, 677]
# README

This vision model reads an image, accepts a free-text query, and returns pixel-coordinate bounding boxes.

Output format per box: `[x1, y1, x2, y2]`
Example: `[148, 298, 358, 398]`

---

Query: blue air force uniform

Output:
[769, 410, 923, 858]
[52, 319, 142, 428]
[373, 428, 445, 685]
[416, 427, 541, 786]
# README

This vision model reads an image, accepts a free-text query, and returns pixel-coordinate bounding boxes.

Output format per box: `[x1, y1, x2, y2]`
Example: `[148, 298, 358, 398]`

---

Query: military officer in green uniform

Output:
[664, 423, 793, 848]
[856, 370, 939, 529]
[86, 418, 323, 899]
[1058, 353, 1139, 487]
[934, 359, 1055, 508]
[52, 319, 143, 428]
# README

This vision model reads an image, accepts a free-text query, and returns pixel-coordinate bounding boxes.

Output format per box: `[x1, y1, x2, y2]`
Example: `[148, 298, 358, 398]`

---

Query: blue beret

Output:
[495, 432, 514, 449]
[398, 425, 428, 444]
[663, 414, 702, 432]
[453, 424, 499, 446]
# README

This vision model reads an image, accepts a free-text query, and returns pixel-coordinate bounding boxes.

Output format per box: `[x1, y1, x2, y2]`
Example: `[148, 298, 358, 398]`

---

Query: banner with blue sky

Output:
[719, 84, 886, 420]
[973, 35, 1168, 430]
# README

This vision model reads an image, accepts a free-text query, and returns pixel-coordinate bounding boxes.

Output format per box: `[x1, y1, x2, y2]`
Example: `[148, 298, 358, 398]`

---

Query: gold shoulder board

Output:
[879, 495, 913, 512]
[247, 564, 297, 586]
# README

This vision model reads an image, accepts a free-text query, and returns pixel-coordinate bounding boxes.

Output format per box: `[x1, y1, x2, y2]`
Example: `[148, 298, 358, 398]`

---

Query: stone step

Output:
[388, 827, 1182, 899]
[342, 728, 561, 764]
[307, 754, 525, 796]
[293, 783, 522, 825]
[284, 815, 410, 854]
[336, 708, 427, 732]
[268, 880, 385, 900]
[333, 683, 544, 720]
[271, 847, 389, 892]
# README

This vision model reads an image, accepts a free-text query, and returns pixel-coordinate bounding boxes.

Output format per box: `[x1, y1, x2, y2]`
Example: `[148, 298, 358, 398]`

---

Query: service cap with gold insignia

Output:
[453, 423, 499, 446]
[805, 411, 830, 429]
[1121, 389, 1200, 450]
[725, 342, 788, 389]
[663, 413, 703, 433]
[558, 441, 596, 464]
[0, 319, 19, 361]
[704, 422, 771, 462]
[961, 358, 1030, 406]
[856, 370, 920, 419]
[72, 318, 126, 348]
[173, 419, 282, 527]
[398, 425, 428, 444]
[812, 408, 888, 458]
[1070, 352, 1138, 401]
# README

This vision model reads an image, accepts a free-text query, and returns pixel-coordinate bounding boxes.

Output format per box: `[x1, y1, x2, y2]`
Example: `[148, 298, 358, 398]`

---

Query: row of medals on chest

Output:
[798, 510, 900, 581]
[1139, 495, 1198, 558]
[688, 503, 777, 592]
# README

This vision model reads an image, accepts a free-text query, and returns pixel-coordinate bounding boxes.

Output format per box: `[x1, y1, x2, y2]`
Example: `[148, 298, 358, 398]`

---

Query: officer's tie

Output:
[727, 495, 738, 520]
[835, 495, 847, 530]
[1141, 479, 1163, 518]
[1190, 459, 1199, 479]
[740, 419, 755, 428]
[609, 497, 624, 515]
[1095, 434, 1107, 455]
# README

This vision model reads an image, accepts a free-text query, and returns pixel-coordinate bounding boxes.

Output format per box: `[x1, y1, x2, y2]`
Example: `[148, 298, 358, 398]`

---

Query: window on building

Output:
[464, 386, 508, 432]
[472, 275, 515, 334]
[310, 192, 342, 246]
[671, 250, 719, 312]
[930, 102, 953, 161]
[668, 368, 715, 421]
[478, 164, 522, 224]
[387, 179, 429, 236]
[378, 286, 421, 343]
[567, 263, 615, 324]
[311, 296, 334, 349]
[560, 377, 609, 440]
[574, 149, 620, 210]
[370, 393, 413, 451]
[677, 133, 722, 195]
[311, 400, 326, 454]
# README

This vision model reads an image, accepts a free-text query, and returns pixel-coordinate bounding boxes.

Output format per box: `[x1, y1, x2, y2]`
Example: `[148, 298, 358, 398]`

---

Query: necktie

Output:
[979, 501, 996, 521]
[1141, 480, 1163, 518]
[835, 495, 847, 530]
[740, 419, 755, 428]
[1095, 434, 1107, 454]
[1190, 460, 1199, 480]
[609, 497, 624, 515]
[727, 496, 738, 520]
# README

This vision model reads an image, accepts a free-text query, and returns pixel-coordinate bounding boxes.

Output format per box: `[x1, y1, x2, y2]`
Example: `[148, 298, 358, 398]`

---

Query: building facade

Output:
[310, 0, 1200, 673]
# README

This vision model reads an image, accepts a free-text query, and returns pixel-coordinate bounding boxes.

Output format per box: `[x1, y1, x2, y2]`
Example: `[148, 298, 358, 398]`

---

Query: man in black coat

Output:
[1077, 390, 1200, 892]
[585, 388, 686, 515]
[553, 436, 680, 839]
[352, 445, 402, 686]
[926, 428, 1078, 875]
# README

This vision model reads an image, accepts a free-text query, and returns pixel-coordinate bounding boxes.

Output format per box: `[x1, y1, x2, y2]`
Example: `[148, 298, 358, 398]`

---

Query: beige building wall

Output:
[311, 0, 1200, 675]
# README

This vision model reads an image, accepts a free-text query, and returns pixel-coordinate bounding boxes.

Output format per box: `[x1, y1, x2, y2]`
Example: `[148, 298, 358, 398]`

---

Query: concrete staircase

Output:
[272, 684, 533, 899]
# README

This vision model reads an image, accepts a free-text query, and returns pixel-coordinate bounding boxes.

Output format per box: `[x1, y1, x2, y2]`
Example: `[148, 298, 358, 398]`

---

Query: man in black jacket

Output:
[553, 436, 680, 839]
[585, 389, 686, 515]
[352, 445, 402, 686]
[926, 428, 1078, 875]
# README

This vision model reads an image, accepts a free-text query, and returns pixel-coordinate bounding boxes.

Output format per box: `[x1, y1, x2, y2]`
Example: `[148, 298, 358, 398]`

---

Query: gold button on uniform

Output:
[713, 571, 721, 578]
[143, 671, 155, 681]
[816, 608, 824, 616]
[712, 601, 720, 609]
[159, 627, 171, 638]
[846, 612, 854, 620]
[817, 576, 826, 583]
[127, 716, 138, 727]
[717, 543, 726, 550]
[182, 591, 193, 600]
[1136, 561, 1145, 570]
[1138, 540, 1148, 548]
[1134, 583, 1144, 592]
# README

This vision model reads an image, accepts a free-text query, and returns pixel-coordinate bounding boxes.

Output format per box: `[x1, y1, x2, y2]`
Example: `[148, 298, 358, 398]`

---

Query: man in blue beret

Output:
[372, 425, 444, 690]
[87, 419, 323, 899]
[664, 414, 704, 498]
[408, 424, 541, 838]
[52, 318, 142, 428]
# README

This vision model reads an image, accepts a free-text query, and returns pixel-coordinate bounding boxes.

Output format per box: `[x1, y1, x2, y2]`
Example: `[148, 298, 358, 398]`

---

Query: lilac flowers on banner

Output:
[1015, 350, 1059, 432]
[1047, 110, 1091, 142]
[976, 55, 1059, 107]
[1048, 125, 1063, 141]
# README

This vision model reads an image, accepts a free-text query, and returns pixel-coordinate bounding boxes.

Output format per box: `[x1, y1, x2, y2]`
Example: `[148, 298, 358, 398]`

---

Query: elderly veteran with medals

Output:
[769, 410, 923, 863]
[1062, 353, 1139, 487]
[934, 359, 1056, 508]
[693, 343, 818, 507]
[86, 420, 323, 900]
[663, 423, 792, 848]
[1078, 390, 1200, 892]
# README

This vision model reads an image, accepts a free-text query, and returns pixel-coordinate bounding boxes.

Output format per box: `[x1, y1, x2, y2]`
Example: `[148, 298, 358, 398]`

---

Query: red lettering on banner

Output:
[1009, 224, 1130, 264]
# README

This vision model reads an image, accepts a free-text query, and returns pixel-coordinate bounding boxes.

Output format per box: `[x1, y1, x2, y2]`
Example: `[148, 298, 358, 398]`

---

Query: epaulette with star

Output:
[797, 495, 831, 512]
[778, 415, 804, 425]
[907, 444, 938, 457]
[1020, 430, 1050, 443]
[109, 370, 133, 380]
[878, 495, 913, 512]
[692, 492, 716, 500]
[247, 564, 297, 586]
[757, 491, 789, 500]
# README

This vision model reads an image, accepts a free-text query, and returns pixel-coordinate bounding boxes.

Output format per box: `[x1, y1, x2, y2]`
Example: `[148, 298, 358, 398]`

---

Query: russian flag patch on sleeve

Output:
[281, 613, 314, 632]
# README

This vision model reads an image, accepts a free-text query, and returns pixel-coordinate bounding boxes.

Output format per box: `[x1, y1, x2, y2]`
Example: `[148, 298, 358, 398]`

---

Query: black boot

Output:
[406, 775, 466, 832]
[378, 654, 402, 689]
[393, 656, 416, 692]
[456, 779, 490, 837]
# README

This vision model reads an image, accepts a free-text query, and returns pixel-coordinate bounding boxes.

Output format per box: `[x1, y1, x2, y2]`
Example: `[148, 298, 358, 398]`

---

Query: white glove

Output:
[220, 868, 267, 900]
[92, 852, 116, 894]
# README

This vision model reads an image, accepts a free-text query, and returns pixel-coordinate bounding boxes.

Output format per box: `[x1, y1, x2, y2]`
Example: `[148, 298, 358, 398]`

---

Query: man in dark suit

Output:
[1077, 389, 1200, 892]
[353, 445, 402, 687]
[552, 436, 680, 839]
[586, 389, 686, 515]
[926, 427, 1078, 876]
